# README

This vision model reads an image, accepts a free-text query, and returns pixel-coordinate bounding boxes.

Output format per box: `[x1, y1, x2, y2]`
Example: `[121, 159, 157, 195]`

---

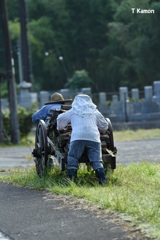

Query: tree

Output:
[27, 0, 71, 91]
[104, 0, 160, 90]
[65, 70, 92, 90]
[0, 0, 20, 144]
[6, 0, 160, 93]
[19, 0, 31, 83]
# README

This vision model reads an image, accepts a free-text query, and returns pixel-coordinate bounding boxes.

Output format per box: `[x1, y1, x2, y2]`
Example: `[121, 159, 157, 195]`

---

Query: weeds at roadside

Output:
[0, 162, 160, 239]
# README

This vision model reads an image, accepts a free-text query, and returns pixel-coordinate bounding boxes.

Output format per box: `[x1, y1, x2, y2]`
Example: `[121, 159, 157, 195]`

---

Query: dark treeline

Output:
[4, 0, 160, 93]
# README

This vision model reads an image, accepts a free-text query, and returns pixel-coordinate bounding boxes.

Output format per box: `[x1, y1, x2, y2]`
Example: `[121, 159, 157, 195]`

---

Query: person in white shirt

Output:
[57, 94, 108, 184]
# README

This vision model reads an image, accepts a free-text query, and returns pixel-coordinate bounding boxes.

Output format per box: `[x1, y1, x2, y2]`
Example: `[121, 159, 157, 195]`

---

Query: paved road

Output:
[0, 140, 159, 240]
[0, 183, 152, 240]
[0, 139, 160, 172]
[0, 146, 34, 172]
[116, 139, 160, 165]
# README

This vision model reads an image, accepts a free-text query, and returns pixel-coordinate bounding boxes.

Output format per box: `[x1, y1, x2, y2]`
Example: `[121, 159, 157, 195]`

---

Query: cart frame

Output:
[32, 105, 117, 177]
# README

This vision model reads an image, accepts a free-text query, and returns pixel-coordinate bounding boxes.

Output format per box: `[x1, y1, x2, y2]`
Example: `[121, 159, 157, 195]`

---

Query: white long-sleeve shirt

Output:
[57, 108, 108, 143]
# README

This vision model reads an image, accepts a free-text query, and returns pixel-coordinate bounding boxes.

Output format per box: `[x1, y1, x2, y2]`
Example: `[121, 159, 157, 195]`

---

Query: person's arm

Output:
[32, 106, 48, 123]
[96, 111, 108, 133]
[57, 110, 72, 130]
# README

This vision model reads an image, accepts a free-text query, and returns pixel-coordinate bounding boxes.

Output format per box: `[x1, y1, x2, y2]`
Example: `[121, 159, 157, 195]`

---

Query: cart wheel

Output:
[106, 118, 115, 151]
[35, 120, 48, 177]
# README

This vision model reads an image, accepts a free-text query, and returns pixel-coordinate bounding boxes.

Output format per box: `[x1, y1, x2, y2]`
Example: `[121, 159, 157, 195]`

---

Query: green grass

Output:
[28, 128, 160, 143]
[114, 128, 160, 142]
[1, 129, 160, 238]
[1, 128, 160, 147]
[0, 163, 160, 239]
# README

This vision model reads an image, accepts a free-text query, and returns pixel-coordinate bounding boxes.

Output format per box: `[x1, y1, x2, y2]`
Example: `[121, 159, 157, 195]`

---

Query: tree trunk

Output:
[0, 0, 20, 144]
[19, 0, 31, 83]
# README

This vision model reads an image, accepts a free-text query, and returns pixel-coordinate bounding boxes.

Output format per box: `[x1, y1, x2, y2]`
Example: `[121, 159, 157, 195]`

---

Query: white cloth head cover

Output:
[72, 94, 97, 118]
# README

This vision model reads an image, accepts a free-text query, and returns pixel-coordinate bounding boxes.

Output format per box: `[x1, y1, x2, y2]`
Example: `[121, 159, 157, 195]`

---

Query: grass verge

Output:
[0, 162, 160, 239]
[1, 129, 160, 147]
[114, 128, 160, 142]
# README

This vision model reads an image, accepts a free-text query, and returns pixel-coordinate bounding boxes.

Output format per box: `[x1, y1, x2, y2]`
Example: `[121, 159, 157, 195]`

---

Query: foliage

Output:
[18, 107, 34, 137]
[65, 70, 92, 90]
[0, 81, 8, 98]
[2, 107, 34, 138]
[106, 0, 160, 90]
[8, 19, 20, 40]
[4, 0, 160, 93]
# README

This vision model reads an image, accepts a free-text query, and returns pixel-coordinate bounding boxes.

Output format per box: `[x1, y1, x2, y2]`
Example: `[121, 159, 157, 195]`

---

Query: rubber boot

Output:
[67, 169, 77, 181]
[95, 168, 107, 185]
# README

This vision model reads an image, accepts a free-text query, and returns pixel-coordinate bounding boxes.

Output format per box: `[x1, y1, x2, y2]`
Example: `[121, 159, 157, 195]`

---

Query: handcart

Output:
[32, 100, 117, 177]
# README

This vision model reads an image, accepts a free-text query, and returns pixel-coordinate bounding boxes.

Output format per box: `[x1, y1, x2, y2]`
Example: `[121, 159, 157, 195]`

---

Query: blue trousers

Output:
[67, 140, 104, 170]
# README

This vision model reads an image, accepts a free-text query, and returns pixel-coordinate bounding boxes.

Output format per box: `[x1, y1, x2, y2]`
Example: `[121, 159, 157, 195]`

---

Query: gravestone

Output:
[109, 94, 125, 122]
[99, 92, 106, 105]
[110, 95, 121, 115]
[81, 88, 91, 96]
[144, 86, 152, 102]
[39, 91, 49, 107]
[131, 88, 139, 102]
[153, 81, 160, 96]
[31, 92, 38, 103]
[60, 89, 71, 99]
[131, 88, 141, 113]
[143, 86, 159, 113]
[98, 92, 108, 115]
[119, 87, 128, 102]
[153, 81, 160, 104]
[18, 81, 32, 108]
[119, 87, 129, 119]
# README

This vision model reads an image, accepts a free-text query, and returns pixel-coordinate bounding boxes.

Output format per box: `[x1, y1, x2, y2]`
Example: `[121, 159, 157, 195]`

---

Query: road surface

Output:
[1, 139, 160, 171]
[0, 140, 159, 240]
[0, 182, 153, 240]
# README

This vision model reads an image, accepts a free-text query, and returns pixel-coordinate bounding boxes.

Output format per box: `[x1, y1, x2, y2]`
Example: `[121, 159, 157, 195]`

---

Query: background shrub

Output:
[2, 107, 34, 138]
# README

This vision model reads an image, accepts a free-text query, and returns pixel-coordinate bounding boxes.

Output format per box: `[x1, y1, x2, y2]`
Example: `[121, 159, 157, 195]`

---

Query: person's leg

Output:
[95, 168, 107, 185]
[86, 141, 103, 170]
[67, 140, 85, 180]
[86, 141, 107, 184]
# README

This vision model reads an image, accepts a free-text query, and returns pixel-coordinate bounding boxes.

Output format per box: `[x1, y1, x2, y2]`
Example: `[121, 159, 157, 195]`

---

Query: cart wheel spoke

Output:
[34, 120, 48, 177]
